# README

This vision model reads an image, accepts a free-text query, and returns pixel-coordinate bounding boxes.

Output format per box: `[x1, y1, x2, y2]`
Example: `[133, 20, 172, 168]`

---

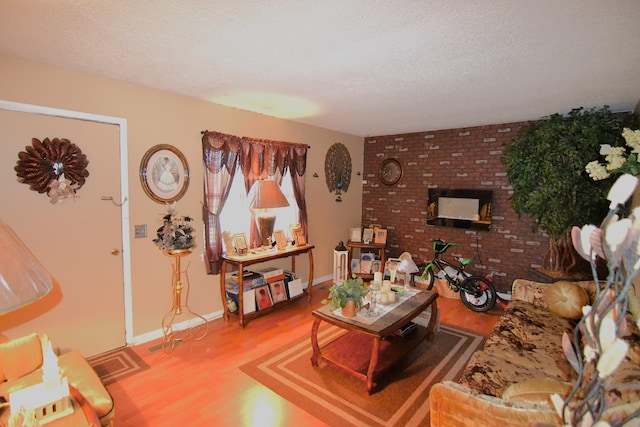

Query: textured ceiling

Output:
[1, 1, 639, 137]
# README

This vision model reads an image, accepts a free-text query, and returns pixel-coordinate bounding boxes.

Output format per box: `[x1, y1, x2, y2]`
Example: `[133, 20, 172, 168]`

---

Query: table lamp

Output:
[0, 217, 53, 315]
[248, 180, 290, 247]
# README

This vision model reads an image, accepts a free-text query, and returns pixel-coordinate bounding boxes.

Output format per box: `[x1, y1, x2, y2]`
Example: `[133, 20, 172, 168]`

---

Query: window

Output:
[219, 169, 299, 245]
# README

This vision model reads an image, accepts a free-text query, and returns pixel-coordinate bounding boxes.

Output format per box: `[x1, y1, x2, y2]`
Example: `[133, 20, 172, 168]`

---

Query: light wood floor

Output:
[108, 283, 503, 426]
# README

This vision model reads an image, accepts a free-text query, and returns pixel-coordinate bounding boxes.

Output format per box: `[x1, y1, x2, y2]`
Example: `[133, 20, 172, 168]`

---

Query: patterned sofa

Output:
[430, 279, 640, 427]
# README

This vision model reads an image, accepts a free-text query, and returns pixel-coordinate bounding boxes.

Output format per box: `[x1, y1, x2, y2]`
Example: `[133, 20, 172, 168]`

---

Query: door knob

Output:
[111, 249, 120, 256]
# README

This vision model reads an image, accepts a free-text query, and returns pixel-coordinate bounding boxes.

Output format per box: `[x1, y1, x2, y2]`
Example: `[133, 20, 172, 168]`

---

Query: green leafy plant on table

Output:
[323, 275, 369, 310]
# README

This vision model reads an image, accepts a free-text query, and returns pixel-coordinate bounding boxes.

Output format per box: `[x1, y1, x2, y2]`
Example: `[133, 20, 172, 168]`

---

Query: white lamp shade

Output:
[0, 218, 53, 315]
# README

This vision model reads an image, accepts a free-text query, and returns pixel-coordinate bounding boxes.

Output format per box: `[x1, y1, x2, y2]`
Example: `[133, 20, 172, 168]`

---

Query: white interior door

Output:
[0, 108, 126, 357]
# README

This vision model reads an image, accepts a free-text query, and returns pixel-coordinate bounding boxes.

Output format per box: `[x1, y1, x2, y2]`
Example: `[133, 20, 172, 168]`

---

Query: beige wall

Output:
[0, 53, 363, 343]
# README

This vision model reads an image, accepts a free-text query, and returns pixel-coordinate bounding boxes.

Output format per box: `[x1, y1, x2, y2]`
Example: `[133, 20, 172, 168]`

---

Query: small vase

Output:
[342, 299, 357, 317]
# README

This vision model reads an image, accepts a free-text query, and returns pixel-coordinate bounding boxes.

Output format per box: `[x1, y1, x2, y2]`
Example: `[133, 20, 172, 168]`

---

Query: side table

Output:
[346, 240, 386, 281]
[161, 249, 209, 351]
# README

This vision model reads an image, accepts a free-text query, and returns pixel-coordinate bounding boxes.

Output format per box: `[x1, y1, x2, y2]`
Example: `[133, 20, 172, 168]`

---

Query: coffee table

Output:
[310, 289, 438, 394]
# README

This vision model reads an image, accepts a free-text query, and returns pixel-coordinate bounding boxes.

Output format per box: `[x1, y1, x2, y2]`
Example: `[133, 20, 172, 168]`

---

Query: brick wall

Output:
[362, 121, 549, 293]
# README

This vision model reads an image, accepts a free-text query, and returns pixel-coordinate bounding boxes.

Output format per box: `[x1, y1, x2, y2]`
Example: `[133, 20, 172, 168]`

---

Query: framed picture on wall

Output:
[139, 144, 190, 203]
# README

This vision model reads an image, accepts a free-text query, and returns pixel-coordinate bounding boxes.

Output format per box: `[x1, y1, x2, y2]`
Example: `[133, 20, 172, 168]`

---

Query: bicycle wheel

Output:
[419, 269, 436, 290]
[459, 276, 497, 312]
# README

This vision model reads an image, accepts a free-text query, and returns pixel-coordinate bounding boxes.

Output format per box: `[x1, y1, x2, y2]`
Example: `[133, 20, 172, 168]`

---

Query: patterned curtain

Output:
[201, 130, 308, 274]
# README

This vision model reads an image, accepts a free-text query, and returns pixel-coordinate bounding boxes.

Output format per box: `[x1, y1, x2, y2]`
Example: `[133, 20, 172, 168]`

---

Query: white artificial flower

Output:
[606, 147, 627, 171]
[607, 174, 638, 208]
[584, 343, 597, 363]
[622, 128, 640, 149]
[605, 217, 632, 258]
[585, 161, 610, 181]
[597, 339, 629, 378]
[600, 144, 613, 155]
[574, 225, 597, 260]
[599, 316, 616, 353]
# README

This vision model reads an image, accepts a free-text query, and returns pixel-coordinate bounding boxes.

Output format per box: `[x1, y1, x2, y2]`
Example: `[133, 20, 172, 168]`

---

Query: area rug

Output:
[240, 323, 485, 427]
[87, 347, 150, 386]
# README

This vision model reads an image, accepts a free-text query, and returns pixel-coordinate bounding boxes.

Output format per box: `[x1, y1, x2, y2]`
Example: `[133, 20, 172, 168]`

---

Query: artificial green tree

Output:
[502, 106, 637, 275]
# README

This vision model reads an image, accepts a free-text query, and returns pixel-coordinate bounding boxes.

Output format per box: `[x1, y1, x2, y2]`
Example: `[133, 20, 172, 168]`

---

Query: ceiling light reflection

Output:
[211, 92, 320, 119]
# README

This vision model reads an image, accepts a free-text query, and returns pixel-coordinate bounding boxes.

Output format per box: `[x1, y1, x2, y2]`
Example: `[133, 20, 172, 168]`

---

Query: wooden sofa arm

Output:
[429, 381, 562, 427]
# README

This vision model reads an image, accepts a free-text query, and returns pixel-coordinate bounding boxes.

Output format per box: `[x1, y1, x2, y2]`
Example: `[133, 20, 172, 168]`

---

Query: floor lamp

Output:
[248, 180, 290, 247]
[0, 217, 53, 316]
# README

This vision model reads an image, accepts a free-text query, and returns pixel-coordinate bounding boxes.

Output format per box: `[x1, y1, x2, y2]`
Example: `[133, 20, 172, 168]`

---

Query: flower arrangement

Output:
[324, 275, 369, 310]
[585, 128, 640, 181]
[555, 174, 640, 426]
[152, 203, 195, 251]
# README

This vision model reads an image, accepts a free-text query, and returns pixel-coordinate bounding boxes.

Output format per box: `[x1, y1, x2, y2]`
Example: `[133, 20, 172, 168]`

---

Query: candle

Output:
[374, 271, 383, 283]
[382, 280, 391, 293]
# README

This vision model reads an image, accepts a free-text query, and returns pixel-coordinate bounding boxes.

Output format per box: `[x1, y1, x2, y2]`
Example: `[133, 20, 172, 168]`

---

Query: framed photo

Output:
[372, 259, 382, 273]
[374, 228, 387, 244]
[360, 252, 374, 274]
[269, 280, 288, 303]
[293, 228, 306, 246]
[139, 144, 189, 203]
[362, 228, 374, 244]
[233, 233, 248, 255]
[255, 286, 273, 310]
[274, 229, 288, 250]
[349, 227, 362, 242]
[350, 258, 360, 274]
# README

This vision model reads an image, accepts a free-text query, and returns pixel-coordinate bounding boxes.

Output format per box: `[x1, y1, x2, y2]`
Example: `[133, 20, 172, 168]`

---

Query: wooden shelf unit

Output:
[220, 244, 314, 328]
[346, 240, 386, 281]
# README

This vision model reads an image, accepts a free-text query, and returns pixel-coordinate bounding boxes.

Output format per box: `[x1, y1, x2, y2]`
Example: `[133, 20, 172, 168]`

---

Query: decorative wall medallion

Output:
[324, 143, 352, 202]
[139, 144, 189, 203]
[15, 137, 89, 203]
[378, 158, 403, 186]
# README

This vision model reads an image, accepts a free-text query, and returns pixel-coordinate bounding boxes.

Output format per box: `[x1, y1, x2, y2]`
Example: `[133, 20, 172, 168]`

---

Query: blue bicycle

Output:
[419, 239, 497, 312]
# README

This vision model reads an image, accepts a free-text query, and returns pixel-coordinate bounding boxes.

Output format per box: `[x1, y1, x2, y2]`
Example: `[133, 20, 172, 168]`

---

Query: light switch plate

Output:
[134, 224, 147, 238]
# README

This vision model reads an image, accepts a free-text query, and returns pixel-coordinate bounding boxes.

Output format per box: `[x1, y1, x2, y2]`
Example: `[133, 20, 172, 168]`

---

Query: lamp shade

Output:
[248, 180, 289, 247]
[248, 180, 290, 210]
[0, 218, 53, 315]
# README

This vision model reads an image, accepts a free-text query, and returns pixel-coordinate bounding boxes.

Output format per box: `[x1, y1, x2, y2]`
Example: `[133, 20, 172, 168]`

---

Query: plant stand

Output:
[161, 249, 208, 352]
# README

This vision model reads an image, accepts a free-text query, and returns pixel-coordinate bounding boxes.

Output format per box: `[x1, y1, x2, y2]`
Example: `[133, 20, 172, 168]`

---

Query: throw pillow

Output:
[502, 377, 573, 403]
[545, 280, 589, 319]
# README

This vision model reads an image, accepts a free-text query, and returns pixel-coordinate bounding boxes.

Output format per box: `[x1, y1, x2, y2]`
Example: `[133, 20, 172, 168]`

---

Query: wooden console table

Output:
[220, 244, 314, 328]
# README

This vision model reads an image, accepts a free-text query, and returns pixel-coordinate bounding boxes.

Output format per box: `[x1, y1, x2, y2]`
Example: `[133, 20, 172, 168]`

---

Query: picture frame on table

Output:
[374, 228, 387, 244]
[372, 259, 382, 274]
[273, 229, 288, 250]
[349, 227, 362, 242]
[293, 227, 306, 246]
[255, 286, 274, 310]
[350, 258, 360, 274]
[139, 144, 189, 204]
[360, 252, 374, 274]
[362, 228, 374, 244]
[269, 280, 288, 303]
[233, 233, 248, 255]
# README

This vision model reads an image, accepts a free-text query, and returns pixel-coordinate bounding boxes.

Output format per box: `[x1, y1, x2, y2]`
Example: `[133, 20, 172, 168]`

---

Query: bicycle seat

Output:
[454, 256, 472, 266]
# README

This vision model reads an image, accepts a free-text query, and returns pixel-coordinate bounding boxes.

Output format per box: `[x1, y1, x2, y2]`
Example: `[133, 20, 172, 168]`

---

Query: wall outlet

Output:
[134, 224, 147, 239]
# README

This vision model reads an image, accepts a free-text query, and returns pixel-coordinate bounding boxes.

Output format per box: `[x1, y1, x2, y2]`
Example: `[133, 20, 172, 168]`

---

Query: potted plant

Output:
[502, 106, 638, 278]
[152, 203, 196, 254]
[325, 275, 369, 317]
